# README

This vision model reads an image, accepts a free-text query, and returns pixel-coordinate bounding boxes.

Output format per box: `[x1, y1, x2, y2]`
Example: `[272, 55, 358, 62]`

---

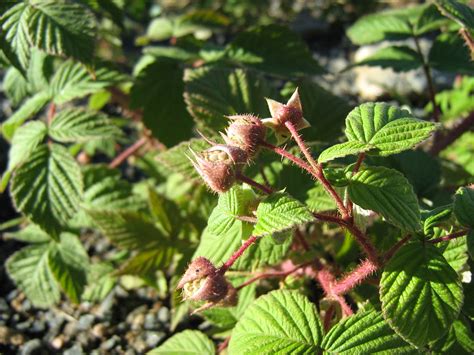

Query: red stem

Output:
[218, 337, 230, 353]
[109, 137, 148, 169]
[236, 173, 273, 195]
[219, 236, 259, 273]
[284, 121, 350, 220]
[294, 228, 311, 251]
[429, 111, 474, 155]
[259, 140, 314, 175]
[353, 153, 365, 175]
[332, 259, 377, 295]
[429, 230, 468, 244]
[323, 305, 335, 332]
[384, 235, 411, 262]
[460, 28, 474, 55]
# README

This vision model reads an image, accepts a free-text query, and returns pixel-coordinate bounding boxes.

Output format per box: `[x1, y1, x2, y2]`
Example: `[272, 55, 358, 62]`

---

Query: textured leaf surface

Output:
[89, 210, 165, 250]
[27, 1, 96, 65]
[380, 241, 463, 347]
[225, 24, 323, 77]
[348, 166, 420, 231]
[318, 141, 372, 163]
[428, 32, 474, 75]
[253, 192, 314, 237]
[321, 309, 414, 354]
[49, 60, 125, 104]
[6, 244, 60, 308]
[11, 144, 83, 238]
[4, 67, 29, 105]
[435, 0, 474, 29]
[49, 108, 120, 142]
[305, 184, 337, 212]
[345, 103, 436, 156]
[48, 233, 89, 303]
[354, 46, 422, 72]
[8, 121, 47, 171]
[119, 247, 175, 277]
[437, 235, 468, 274]
[453, 186, 474, 228]
[229, 290, 323, 354]
[130, 59, 193, 146]
[184, 66, 271, 133]
[148, 330, 215, 355]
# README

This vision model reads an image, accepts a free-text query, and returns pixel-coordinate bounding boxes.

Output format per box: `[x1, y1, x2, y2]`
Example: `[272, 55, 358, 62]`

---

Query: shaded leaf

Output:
[354, 46, 422, 72]
[453, 186, 474, 228]
[429, 32, 474, 75]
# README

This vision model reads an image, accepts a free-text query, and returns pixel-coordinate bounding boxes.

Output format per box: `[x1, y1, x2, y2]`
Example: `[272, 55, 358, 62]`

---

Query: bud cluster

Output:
[177, 257, 236, 313]
[189, 89, 309, 193]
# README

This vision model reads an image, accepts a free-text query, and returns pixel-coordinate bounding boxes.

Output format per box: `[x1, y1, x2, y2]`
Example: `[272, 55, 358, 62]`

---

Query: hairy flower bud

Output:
[222, 115, 266, 157]
[262, 88, 310, 144]
[177, 257, 229, 303]
[189, 144, 248, 193]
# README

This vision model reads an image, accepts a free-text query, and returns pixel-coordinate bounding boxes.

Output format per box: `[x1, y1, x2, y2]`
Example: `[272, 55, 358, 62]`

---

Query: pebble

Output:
[51, 335, 65, 350]
[20, 339, 42, 355]
[63, 343, 83, 355]
[91, 323, 106, 338]
[77, 314, 95, 331]
[0, 325, 25, 346]
[157, 307, 170, 323]
[145, 331, 166, 348]
[101, 334, 120, 350]
[144, 314, 157, 330]
[0, 298, 9, 312]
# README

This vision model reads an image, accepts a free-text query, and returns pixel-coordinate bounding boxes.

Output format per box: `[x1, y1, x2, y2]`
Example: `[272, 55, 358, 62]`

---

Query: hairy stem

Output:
[219, 236, 259, 273]
[429, 229, 469, 244]
[332, 259, 378, 295]
[236, 173, 274, 194]
[284, 121, 350, 220]
[295, 228, 311, 251]
[109, 136, 148, 169]
[460, 27, 474, 55]
[259, 140, 314, 175]
[429, 111, 474, 155]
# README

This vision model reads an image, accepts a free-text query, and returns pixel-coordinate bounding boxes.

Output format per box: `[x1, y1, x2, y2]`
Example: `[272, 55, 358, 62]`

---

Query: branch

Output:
[383, 235, 411, 262]
[460, 27, 474, 55]
[219, 236, 259, 273]
[109, 136, 148, 169]
[331, 259, 378, 295]
[428, 229, 469, 244]
[236, 173, 274, 194]
[259, 140, 314, 175]
[429, 111, 474, 155]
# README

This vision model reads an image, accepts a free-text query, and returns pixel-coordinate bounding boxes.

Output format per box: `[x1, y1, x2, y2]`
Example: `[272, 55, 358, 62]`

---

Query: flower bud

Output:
[222, 115, 266, 157]
[177, 257, 229, 303]
[189, 144, 248, 193]
[262, 88, 310, 145]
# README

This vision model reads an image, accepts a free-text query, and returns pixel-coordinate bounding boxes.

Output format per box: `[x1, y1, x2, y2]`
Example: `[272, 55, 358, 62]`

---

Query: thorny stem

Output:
[331, 259, 378, 295]
[429, 229, 469, 244]
[236, 173, 274, 194]
[235, 260, 313, 291]
[316, 268, 353, 316]
[219, 236, 259, 274]
[259, 140, 314, 175]
[295, 228, 311, 251]
[284, 121, 350, 220]
[109, 136, 148, 169]
[218, 337, 230, 353]
[429, 111, 474, 155]
[460, 27, 474, 55]
[347, 153, 366, 217]
[413, 34, 440, 122]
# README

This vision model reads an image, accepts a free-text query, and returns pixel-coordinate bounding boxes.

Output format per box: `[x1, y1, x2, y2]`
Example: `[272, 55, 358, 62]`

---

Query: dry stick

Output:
[109, 136, 148, 169]
[236, 172, 273, 194]
[429, 229, 469, 244]
[429, 111, 474, 155]
[284, 121, 350, 220]
[235, 260, 313, 291]
[219, 236, 259, 274]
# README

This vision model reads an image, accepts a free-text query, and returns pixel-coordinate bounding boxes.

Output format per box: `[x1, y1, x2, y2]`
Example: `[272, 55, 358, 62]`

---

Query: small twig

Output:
[219, 236, 259, 273]
[47, 103, 56, 126]
[323, 305, 335, 332]
[353, 153, 365, 175]
[109, 136, 148, 169]
[284, 121, 350, 220]
[236, 173, 274, 195]
[384, 235, 412, 262]
[460, 28, 474, 56]
[294, 228, 311, 251]
[429, 111, 474, 155]
[235, 215, 257, 224]
[429, 230, 468, 244]
[235, 261, 313, 291]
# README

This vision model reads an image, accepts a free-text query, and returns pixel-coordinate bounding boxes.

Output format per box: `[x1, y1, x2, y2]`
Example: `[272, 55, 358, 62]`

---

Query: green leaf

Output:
[429, 32, 474, 75]
[453, 186, 474, 228]
[89, 210, 166, 250]
[318, 141, 372, 163]
[345, 102, 436, 156]
[4, 223, 50, 243]
[422, 205, 453, 235]
[415, 4, 449, 35]
[354, 46, 422, 72]
[306, 184, 337, 212]
[6, 244, 60, 308]
[348, 166, 421, 231]
[435, 0, 474, 29]
[148, 187, 182, 236]
[184, 66, 272, 133]
[282, 80, 352, 142]
[49, 60, 126, 104]
[346, 8, 412, 45]
[1, 91, 51, 140]
[11, 144, 83, 238]
[0, 3, 31, 73]
[148, 330, 215, 355]
[82, 262, 116, 302]
[194, 186, 255, 268]
[8, 121, 47, 171]
[49, 108, 120, 142]
[437, 235, 468, 273]
[48, 233, 89, 303]
[321, 309, 414, 354]
[253, 192, 314, 237]
[27, 1, 96, 65]
[225, 24, 323, 77]
[118, 247, 175, 277]
[380, 241, 463, 347]
[130, 58, 193, 146]
[3, 67, 29, 106]
[155, 138, 210, 180]
[229, 290, 323, 354]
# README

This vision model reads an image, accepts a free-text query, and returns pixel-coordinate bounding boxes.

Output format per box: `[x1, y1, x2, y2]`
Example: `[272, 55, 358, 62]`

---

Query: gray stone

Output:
[144, 314, 157, 330]
[156, 307, 170, 323]
[63, 343, 83, 355]
[0, 298, 9, 312]
[20, 339, 42, 355]
[102, 334, 120, 350]
[77, 314, 95, 331]
[145, 331, 166, 348]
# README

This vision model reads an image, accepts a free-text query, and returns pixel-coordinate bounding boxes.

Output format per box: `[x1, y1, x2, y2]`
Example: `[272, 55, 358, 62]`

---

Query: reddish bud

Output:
[177, 257, 229, 303]
[222, 115, 266, 157]
[189, 144, 247, 193]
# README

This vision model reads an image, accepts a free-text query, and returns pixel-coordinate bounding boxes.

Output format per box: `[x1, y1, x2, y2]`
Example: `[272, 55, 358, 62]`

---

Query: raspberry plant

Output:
[0, 0, 473, 353]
